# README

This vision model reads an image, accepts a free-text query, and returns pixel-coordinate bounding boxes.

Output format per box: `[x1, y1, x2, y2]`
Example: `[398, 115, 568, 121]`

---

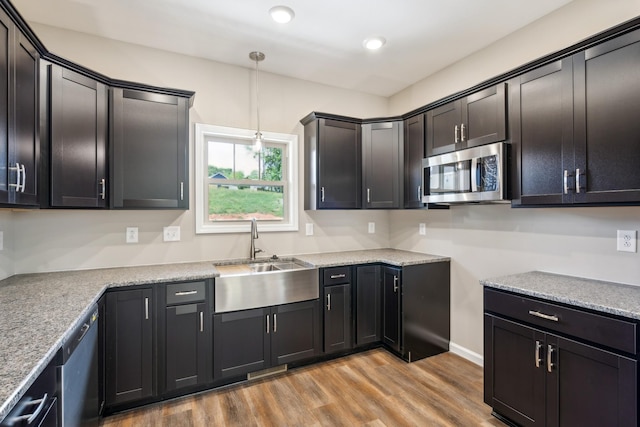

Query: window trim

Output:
[194, 123, 299, 234]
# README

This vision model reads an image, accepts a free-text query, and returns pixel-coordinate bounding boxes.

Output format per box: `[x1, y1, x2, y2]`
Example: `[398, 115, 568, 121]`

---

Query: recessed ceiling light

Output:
[363, 37, 386, 50]
[270, 6, 295, 24]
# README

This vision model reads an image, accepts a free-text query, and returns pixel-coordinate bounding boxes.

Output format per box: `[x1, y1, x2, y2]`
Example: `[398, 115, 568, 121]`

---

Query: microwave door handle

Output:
[471, 157, 479, 192]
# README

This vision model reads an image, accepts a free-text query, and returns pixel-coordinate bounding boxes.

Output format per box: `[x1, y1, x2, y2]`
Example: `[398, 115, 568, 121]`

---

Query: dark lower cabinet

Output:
[382, 266, 401, 352]
[104, 288, 154, 408]
[323, 283, 351, 353]
[213, 300, 321, 380]
[484, 288, 637, 427]
[355, 265, 381, 346]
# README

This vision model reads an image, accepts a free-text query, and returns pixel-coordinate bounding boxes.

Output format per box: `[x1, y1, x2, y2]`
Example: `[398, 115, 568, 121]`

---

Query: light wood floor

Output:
[100, 349, 505, 427]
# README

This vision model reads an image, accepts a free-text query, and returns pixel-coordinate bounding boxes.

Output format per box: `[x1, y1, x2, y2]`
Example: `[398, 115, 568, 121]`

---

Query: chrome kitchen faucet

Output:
[250, 218, 263, 260]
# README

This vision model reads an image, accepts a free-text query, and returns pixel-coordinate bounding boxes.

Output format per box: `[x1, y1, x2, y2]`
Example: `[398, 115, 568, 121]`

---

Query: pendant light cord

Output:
[255, 56, 260, 136]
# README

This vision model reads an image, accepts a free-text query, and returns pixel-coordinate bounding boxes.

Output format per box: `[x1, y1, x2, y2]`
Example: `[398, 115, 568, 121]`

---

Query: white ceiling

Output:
[12, 0, 574, 97]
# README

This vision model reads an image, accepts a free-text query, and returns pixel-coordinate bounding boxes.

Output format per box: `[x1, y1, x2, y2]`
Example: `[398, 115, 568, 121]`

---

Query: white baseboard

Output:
[449, 342, 484, 367]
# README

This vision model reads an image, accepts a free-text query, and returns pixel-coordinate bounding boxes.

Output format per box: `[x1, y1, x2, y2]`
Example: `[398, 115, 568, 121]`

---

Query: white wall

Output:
[10, 24, 391, 274]
[389, 0, 640, 358]
[0, 211, 13, 279]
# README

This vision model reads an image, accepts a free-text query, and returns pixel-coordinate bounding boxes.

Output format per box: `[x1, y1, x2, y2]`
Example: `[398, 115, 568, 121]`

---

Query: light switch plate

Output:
[419, 223, 426, 236]
[163, 226, 181, 242]
[305, 223, 314, 236]
[368, 222, 375, 234]
[126, 227, 138, 244]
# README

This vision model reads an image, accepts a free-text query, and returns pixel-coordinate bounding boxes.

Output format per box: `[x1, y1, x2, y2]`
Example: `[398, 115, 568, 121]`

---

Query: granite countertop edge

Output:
[0, 248, 448, 420]
[480, 271, 640, 321]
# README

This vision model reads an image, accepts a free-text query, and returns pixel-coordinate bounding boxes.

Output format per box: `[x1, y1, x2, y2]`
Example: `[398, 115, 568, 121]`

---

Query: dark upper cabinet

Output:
[509, 59, 573, 206]
[302, 114, 362, 209]
[110, 88, 189, 209]
[382, 266, 401, 352]
[513, 28, 640, 206]
[43, 63, 108, 208]
[104, 288, 154, 408]
[403, 114, 425, 208]
[426, 84, 506, 157]
[0, 7, 39, 207]
[323, 283, 352, 353]
[362, 121, 402, 209]
[354, 265, 381, 346]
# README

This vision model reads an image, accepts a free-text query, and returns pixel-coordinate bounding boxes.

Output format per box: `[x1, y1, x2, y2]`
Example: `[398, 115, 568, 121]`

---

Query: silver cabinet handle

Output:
[535, 340, 543, 368]
[547, 345, 555, 373]
[175, 290, 198, 296]
[9, 163, 23, 192]
[330, 274, 346, 279]
[461, 123, 465, 142]
[11, 393, 48, 424]
[454, 125, 459, 143]
[393, 276, 399, 293]
[417, 185, 421, 202]
[273, 313, 277, 333]
[20, 164, 26, 192]
[575, 168, 583, 194]
[320, 187, 325, 202]
[145, 297, 149, 320]
[99, 178, 106, 200]
[327, 293, 331, 311]
[563, 170, 569, 194]
[266, 315, 270, 334]
[528, 310, 559, 322]
[367, 188, 370, 203]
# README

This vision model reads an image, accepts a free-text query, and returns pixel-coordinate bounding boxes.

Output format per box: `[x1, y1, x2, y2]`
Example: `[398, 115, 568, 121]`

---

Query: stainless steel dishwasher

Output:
[60, 305, 99, 427]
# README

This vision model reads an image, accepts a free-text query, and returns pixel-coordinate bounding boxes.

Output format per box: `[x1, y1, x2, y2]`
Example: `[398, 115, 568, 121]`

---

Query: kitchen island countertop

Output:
[0, 248, 447, 420]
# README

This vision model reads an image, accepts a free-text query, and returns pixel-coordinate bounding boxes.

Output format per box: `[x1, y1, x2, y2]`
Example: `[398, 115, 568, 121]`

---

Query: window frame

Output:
[194, 123, 299, 234]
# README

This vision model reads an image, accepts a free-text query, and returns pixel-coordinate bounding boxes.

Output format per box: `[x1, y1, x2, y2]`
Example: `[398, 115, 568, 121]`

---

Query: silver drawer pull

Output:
[12, 393, 48, 424]
[528, 310, 559, 322]
[330, 274, 346, 279]
[175, 290, 198, 296]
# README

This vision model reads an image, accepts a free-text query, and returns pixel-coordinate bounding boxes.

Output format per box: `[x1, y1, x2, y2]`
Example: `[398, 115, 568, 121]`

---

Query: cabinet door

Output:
[355, 265, 381, 345]
[483, 315, 545, 427]
[0, 9, 12, 204]
[573, 29, 640, 204]
[382, 266, 401, 352]
[426, 100, 461, 156]
[362, 121, 401, 208]
[213, 308, 270, 379]
[11, 32, 39, 206]
[546, 335, 637, 427]
[110, 88, 188, 209]
[165, 302, 209, 392]
[323, 284, 351, 353]
[50, 66, 107, 207]
[461, 83, 506, 149]
[510, 59, 574, 206]
[105, 288, 154, 406]
[403, 114, 425, 208]
[271, 300, 321, 365]
[317, 118, 361, 209]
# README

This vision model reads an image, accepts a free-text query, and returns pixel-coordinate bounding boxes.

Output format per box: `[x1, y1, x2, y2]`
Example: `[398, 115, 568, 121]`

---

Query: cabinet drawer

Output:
[166, 281, 206, 305]
[484, 288, 637, 355]
[323, 267, 351, 285]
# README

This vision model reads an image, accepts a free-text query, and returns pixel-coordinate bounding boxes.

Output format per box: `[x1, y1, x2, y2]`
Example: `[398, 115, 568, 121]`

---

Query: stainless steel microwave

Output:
[421, 142, 509, 204]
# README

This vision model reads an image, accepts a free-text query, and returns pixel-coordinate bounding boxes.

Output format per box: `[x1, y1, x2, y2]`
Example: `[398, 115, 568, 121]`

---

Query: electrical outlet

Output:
[0, 231, 3, 250]
[163, 226, 181, 242]
[126, 227, 138, 244]
[616, 230, 637, 253]
[368, 222, 375, 234]
[305, 223, 314, 236]
[419, 223, 426, 236]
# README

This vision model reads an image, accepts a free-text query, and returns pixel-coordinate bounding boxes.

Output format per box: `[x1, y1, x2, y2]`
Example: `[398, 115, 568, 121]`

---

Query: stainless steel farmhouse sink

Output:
[213, 259, 319, 313]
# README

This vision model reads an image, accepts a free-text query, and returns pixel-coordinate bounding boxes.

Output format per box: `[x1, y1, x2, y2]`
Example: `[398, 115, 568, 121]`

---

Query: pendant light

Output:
[249, 51, 265, 152]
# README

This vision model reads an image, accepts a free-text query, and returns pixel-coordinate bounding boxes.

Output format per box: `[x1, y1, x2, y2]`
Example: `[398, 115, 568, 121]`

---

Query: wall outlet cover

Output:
[616, 230, 637, 253]
[126, 227, 139, 244]
[419, 223, 426, 236]
[163, 226, 181, 242]
[368, 222, 375, 234]
[0, 230, 3, 251]
[305, 223, 314, 236]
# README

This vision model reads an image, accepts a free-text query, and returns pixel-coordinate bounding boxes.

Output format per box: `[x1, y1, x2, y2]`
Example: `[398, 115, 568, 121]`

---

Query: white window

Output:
[195, 123, 298, 234]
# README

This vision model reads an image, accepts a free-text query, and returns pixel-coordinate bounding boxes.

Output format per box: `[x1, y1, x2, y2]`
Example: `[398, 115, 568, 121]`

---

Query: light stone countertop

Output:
[480, 271, 640, 320]
[0, 248, 447, 420]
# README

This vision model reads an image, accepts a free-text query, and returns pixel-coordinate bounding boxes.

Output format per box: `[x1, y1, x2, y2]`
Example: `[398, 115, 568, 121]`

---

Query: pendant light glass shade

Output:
[249, 51, 265, 153]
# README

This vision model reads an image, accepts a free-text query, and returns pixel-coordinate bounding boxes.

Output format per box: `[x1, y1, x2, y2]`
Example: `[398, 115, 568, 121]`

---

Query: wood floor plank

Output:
[100, 349, 503, 427]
